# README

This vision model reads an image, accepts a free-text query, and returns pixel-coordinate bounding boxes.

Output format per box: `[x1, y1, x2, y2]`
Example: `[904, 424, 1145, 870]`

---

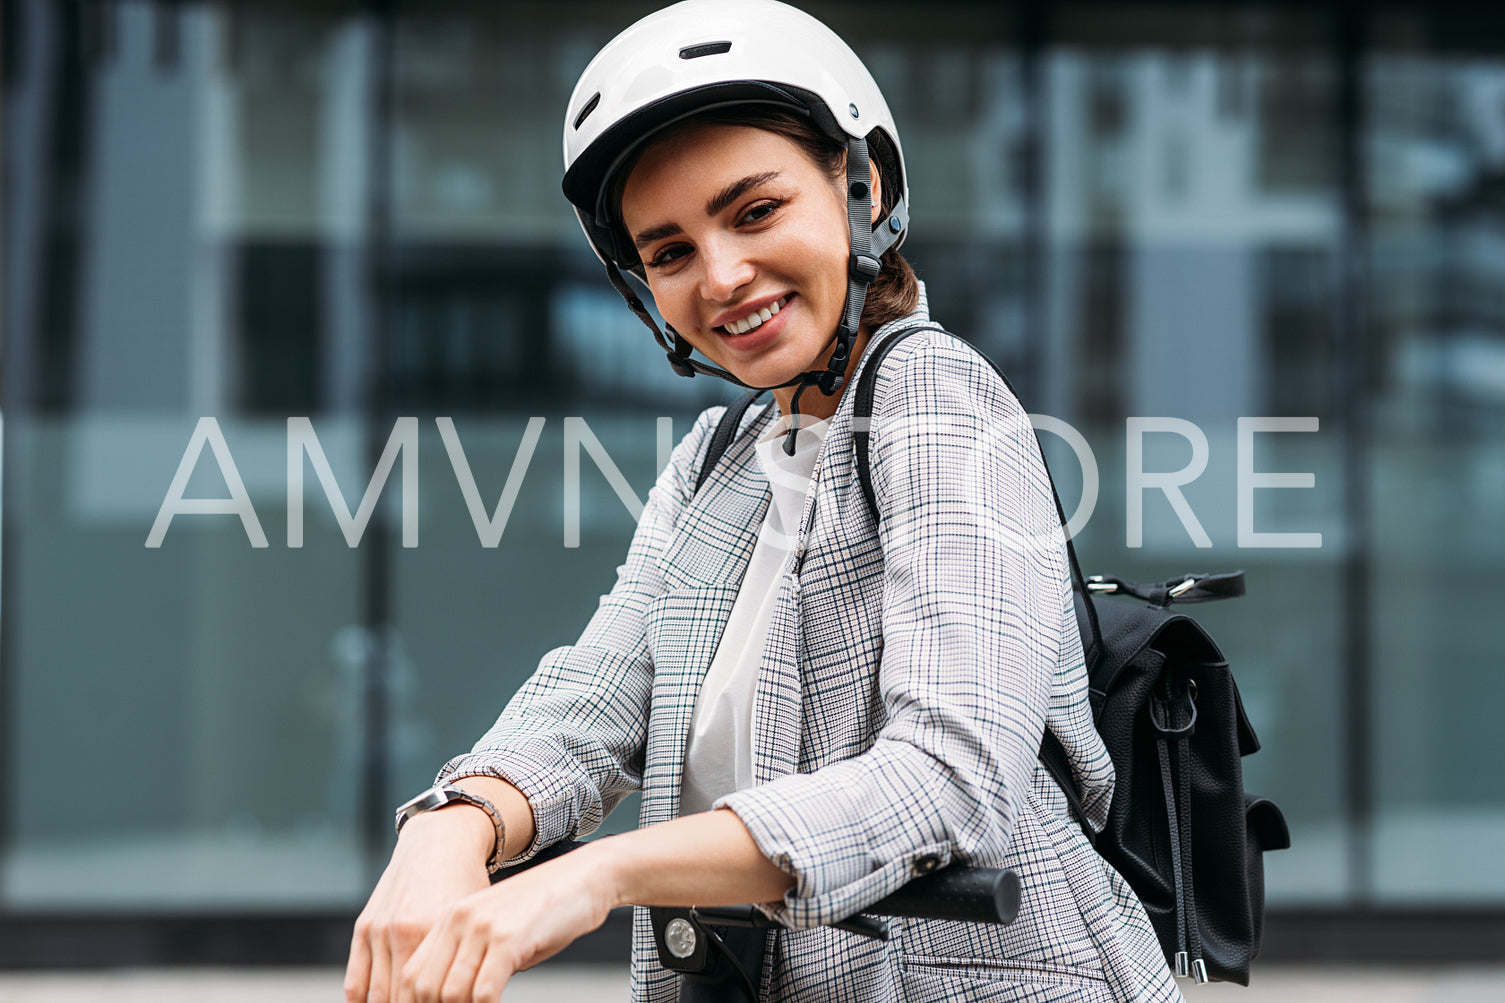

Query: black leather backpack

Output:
[1044, 570, 1292, 986]
[697, 324, 1291, 986]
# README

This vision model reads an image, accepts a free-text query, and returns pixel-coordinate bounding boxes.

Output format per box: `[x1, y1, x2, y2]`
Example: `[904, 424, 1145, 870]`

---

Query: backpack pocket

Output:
[1244, 794, 1291, 958]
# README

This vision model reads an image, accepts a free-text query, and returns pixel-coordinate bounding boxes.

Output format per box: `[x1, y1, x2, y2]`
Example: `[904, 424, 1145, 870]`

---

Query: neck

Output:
[770, 327, 873, 421]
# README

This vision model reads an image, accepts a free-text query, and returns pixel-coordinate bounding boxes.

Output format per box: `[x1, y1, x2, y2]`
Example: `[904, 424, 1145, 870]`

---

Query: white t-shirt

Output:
[679, 412, 829, 816]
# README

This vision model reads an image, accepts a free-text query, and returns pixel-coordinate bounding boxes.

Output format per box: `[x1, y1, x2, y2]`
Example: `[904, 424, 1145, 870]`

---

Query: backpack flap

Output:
[1074, 592, 1224, 700]
[1231, 676, 1262, 758]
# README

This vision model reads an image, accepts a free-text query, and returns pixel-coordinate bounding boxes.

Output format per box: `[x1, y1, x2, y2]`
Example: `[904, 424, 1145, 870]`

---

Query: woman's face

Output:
[620, 122, 869, 396]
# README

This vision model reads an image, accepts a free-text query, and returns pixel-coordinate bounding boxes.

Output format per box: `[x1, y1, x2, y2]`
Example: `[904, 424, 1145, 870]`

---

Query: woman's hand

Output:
[395, 843, 619, 1003]
[345, 808, 495, 1003]
[389, 809, 792, 1002]
[346, 777, 536, 1003]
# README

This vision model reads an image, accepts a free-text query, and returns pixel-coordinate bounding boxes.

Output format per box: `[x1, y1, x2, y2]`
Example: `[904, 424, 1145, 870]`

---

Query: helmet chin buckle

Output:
[667, 327, 697, 378]
[816, 337, 850, 394]
[849, 253, 881, 283]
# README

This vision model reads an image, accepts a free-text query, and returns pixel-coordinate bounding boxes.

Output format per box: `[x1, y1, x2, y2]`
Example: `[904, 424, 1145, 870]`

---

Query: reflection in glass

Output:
[1044, 8, 1347, 903]
[1366, 37, 1505, 901]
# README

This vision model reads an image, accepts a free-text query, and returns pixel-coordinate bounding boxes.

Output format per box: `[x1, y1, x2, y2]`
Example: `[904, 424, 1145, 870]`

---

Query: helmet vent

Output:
[573, 92, 601, 130]
[679, 40, 732, 60]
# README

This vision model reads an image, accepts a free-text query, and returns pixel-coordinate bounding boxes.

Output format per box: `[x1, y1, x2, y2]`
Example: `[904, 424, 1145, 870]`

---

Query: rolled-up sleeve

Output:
[439, 407, 722, 863]
[717, 335, 1070, 929]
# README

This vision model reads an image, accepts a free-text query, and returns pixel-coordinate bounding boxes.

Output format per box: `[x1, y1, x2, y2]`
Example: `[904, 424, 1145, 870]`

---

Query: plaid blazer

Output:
[443, 293, 1182, 1002]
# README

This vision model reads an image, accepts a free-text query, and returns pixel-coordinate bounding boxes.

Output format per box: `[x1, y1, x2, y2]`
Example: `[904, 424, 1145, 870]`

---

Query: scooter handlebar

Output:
[865, 864, 1021, 925]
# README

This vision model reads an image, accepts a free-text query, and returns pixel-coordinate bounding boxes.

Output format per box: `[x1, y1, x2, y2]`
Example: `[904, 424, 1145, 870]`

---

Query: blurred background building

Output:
[2, 0, 1503, 970]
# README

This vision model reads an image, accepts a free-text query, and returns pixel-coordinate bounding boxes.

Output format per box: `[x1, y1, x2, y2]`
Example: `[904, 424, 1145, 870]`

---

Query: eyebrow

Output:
[706, 170, 781, 216]
[631, 170, 783, 250]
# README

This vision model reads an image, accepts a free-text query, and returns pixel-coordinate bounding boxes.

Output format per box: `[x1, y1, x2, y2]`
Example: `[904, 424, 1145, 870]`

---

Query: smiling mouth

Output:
[720, 295, 789, 336]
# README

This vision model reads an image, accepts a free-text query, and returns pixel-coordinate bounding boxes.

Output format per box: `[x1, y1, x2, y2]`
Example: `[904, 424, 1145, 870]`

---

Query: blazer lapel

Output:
[657, 403, 775, 591]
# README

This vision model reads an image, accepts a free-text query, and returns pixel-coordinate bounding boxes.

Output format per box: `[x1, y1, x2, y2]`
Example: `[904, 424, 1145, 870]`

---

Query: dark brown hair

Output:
[607, 107, 919, 332]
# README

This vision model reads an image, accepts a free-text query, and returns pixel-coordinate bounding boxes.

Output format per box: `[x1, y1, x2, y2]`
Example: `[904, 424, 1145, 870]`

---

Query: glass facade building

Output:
[3, 0, 1503, 964]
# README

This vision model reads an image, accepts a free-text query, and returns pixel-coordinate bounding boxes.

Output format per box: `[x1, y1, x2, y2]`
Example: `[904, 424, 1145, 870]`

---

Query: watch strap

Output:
[395, 783, 508, 874]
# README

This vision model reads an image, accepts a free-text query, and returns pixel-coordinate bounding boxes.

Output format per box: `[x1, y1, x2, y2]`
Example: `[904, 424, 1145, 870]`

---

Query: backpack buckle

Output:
[1149, 679, 1199, 738]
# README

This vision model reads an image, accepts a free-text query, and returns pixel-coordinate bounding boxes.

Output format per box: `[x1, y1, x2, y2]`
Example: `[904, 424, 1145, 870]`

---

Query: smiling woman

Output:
[344, 2, 1182, 1002]
[608, 107, 920, 354]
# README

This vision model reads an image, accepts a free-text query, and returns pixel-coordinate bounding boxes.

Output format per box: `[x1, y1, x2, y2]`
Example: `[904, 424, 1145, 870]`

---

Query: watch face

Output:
[397, 784, 455, 818]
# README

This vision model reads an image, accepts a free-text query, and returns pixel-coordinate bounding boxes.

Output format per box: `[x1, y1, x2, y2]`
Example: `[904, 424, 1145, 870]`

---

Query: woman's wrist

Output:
[397, 801, 497, 861]
[451, 775, 536, 860]
[395, 776, 536, 867]
[574, 835, 636, 911]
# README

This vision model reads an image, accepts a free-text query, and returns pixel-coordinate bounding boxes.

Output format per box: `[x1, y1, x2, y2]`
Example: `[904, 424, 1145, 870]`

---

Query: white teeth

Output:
[724, 297, 788, 336]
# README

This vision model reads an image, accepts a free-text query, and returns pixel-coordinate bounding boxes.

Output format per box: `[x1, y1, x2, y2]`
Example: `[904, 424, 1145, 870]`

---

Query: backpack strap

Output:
[852, 325, 945, 520]
[1086, 570, 1245, 607]
[694, 391, 768, 495]
[1040, 729, 1096, 847]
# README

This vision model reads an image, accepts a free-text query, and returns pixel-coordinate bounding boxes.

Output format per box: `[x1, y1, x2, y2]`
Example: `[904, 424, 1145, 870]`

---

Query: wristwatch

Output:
[394, 782, 507, 874]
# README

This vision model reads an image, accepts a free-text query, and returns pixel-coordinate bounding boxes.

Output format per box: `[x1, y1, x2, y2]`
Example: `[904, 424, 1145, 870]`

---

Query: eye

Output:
[646, 243, 691, 270]
[739, 198, 786, 225]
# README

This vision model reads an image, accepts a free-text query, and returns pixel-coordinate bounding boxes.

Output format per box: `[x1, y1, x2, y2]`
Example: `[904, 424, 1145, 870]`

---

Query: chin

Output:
[729, 360, 812, 392]
[740, 343, 831, 389]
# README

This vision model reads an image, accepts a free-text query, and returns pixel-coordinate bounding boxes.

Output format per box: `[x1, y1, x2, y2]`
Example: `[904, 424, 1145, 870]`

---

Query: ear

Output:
[838, 145, 886, 228]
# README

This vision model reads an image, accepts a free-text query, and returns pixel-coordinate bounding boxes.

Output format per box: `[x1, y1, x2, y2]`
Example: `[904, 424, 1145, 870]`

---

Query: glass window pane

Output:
[1366, 24, 1505, 901]
[2, 0, 371, 910]
[1045, 4, 1349, 905]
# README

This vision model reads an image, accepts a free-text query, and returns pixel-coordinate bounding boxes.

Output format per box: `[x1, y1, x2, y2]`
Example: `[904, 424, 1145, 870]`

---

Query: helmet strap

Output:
[779, 135, 908, 455]
[604, 258, 821, 393]
[603, 259, 752, 384]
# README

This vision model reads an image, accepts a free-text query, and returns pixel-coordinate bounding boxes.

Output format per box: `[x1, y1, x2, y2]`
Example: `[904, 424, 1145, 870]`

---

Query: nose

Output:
[697, 235, 754, 304]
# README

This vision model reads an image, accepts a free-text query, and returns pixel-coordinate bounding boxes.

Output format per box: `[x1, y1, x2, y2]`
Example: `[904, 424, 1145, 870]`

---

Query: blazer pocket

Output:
[643, 585, 739, 686]
[898, 909, 1108, 987]
[899, 955, 1116, 1002]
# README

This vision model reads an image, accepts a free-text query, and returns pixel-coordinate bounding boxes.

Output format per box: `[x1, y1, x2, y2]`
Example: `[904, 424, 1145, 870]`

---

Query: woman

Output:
[346, 2, 1181, 1001]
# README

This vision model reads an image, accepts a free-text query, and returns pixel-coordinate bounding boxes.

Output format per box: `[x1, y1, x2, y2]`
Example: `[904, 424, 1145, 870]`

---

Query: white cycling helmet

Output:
[562, 0, 909, 272]
[560, 0, 911, 418]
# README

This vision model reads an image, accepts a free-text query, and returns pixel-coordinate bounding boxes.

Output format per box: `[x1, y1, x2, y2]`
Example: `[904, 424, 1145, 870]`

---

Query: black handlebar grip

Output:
[864, 866, 1021, 925]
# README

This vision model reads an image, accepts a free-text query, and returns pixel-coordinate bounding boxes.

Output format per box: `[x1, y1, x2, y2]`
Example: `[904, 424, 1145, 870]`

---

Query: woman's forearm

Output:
[424, 782, 792, 909]
[585, 807, 794, 910]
